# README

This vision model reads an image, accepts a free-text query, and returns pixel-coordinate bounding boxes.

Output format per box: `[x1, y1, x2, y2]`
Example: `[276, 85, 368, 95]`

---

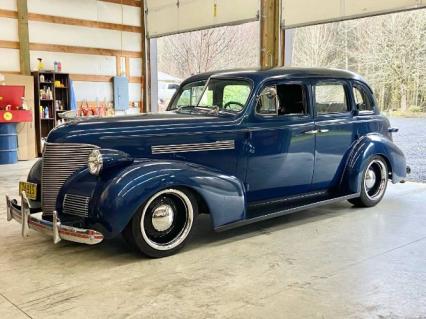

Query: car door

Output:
[311, 80, 356, 191]
[245, 80, 316, 203]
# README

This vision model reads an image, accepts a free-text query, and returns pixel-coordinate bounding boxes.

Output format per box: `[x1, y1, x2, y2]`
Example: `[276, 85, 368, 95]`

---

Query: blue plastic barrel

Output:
[0, 123, 18, 164]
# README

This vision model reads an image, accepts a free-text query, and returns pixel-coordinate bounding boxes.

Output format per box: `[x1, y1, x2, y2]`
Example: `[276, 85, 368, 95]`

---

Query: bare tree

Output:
[291, 9, 426, 111]
[158, 22, 259, 79]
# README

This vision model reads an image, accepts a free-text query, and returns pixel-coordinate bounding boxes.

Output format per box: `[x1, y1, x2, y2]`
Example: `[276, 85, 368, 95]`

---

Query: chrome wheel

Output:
[141, 189, 194, 251]
[363, 159, 387, 200]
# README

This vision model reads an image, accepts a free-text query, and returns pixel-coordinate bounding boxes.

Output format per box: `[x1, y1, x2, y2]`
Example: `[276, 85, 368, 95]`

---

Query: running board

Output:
[215, 193, 360, 232]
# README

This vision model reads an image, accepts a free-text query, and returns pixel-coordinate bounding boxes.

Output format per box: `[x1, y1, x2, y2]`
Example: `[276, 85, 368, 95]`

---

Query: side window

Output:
[223, 84, 251, 112]
[170, 82, 206, 110]
[315, 83, 348, 114]
[257, 84, 307, 116]
[353, 85, 373, 112]
[175, 89, 191, 107]
[276, 84, 306, 115]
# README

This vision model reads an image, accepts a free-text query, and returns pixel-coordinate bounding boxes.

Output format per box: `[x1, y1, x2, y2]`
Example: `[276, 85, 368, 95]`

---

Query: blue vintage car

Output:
[6, 67, 409, 258]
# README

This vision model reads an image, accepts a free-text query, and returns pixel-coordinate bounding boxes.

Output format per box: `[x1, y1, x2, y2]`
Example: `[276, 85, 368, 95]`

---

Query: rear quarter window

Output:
[315, 83, 349, 114]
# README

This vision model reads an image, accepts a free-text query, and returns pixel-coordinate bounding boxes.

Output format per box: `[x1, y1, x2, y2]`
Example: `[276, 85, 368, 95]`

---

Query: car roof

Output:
[180, 67, 367, 87]
[211, 67, 366, 82]
[179, 69, 249, 85]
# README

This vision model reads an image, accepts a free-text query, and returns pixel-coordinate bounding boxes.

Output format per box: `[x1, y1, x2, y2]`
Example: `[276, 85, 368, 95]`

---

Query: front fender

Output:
[96, 159, 246, 238]
[342, 133, 406, 194]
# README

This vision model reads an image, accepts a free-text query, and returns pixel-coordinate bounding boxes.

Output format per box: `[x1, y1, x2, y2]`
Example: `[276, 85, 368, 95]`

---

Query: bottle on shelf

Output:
[44, 106, 49, 119]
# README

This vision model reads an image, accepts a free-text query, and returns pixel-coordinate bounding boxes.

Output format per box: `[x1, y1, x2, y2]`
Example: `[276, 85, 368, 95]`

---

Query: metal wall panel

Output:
[27, 0, 141, 26]
[30, 51, 116, 76]
[283, 0, 425, 28]
[0, 0, 17, 11]
[0, 17, 18, 41]
[0, 48, 20, 72]
[146, 0, 259, 38]
[28, 21, 141, 51]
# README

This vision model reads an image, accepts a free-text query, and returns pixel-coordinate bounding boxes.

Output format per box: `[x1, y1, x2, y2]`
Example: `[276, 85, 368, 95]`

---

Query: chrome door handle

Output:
[319, 129, 329, 133]
[304, 130, 318, 135]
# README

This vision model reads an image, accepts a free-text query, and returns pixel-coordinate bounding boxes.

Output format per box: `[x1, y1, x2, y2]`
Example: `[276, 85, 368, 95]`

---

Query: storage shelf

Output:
[33, 71, 71, 155]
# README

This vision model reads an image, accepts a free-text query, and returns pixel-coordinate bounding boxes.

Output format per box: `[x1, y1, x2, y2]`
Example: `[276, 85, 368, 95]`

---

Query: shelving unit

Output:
[33, 71, 71, 155]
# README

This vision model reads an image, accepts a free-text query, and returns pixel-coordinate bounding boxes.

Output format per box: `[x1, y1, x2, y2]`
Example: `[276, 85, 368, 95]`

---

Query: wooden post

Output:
[140, 0, 149, 113]
[260, 0, 281, 69]
[17, 0, 30, 75]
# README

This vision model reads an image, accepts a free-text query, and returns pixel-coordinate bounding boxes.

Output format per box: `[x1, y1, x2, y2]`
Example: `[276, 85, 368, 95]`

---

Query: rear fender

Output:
[341, 133, 406, 194]
[96, 160, 246, 238]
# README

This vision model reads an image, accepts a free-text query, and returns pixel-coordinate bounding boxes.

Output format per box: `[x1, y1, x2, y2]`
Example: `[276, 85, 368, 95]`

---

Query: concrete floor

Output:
[1, 160, 426, 319]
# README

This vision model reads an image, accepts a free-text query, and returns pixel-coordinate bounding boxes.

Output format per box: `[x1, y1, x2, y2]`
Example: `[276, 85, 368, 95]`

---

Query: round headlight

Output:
[88, 149, 103, 175]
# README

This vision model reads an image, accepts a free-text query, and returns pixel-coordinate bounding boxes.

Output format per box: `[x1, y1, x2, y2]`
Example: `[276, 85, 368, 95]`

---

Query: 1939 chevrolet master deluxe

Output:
[6, 68, 409, 258]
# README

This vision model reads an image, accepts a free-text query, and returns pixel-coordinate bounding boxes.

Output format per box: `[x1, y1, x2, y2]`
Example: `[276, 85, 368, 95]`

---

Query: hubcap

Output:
[141, 189, 194, 251]
[152, 204, 174, 232]
[365, 168, 376, 190]
[364, 159, 387, 200]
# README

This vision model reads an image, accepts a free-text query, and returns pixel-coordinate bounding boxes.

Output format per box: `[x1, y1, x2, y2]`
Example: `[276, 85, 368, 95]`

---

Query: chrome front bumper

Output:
[5, 192, 103, 245]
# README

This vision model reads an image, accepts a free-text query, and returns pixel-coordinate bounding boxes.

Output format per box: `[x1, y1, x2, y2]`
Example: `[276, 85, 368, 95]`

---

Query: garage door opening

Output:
[286, 9, 426, 182]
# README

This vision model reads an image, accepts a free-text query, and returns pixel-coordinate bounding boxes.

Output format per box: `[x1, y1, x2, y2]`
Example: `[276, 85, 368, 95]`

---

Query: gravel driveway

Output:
[388, 117, 426, 183]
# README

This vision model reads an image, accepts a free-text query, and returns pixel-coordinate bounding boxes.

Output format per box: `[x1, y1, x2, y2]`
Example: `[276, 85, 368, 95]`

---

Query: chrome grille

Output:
[42, 143, 98, 215]
[63, 194, 90, 217]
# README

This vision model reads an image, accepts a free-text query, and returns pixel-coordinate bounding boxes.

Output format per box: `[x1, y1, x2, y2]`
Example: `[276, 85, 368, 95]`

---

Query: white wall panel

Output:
[283, 0, 425, 28]
[129, 58, 142, 77]
[146, 0, 259, 38]
[0, 18, 19, 41]
[0, 0, 17, 10]
[28, 0, 141, 27]
[73, 81, 113, 102]
[72, 82, 141, 103]
[30, 51, 116, 75]
[29, 21, 141, 51]
[0, 48, 20, 72]
[122, 5, 141, 27]
[129, 83, 141, 101]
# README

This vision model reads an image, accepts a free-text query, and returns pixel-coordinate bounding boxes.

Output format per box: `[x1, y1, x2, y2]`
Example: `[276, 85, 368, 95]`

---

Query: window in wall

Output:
[353, 85, 373, 112]
[315, 83, 348, 114]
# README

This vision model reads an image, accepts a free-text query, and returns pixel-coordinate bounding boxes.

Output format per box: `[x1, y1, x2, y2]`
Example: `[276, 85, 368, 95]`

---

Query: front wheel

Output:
[126, 188, 198, 258]
[348, 156, 388, 207]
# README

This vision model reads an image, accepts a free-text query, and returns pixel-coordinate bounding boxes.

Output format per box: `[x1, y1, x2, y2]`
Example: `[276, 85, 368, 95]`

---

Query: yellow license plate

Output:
[19, 181, 37, 200]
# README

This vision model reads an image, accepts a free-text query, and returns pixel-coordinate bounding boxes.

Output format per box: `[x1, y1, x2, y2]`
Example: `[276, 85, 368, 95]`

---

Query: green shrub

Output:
[408, 105, 422, 113]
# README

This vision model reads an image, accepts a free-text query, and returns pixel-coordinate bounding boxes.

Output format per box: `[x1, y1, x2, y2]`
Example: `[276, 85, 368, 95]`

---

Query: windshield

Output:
[197, 78, 252, 113]
[168, 80, 206, 110]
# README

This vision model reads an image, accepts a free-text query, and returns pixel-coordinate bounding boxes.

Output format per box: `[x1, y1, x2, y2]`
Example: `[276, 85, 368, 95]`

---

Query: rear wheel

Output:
[126, 188, 198, 258]
[348, 156, 388, 207]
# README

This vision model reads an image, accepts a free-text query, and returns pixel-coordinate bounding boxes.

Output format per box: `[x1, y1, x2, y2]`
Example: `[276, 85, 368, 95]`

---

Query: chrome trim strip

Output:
[5, 193, 103, 245]
[151, 140, 235, 154]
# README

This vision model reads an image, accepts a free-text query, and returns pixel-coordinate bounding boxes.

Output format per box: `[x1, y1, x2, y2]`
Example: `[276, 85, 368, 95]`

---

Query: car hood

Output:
[47, 112, 240, 153]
